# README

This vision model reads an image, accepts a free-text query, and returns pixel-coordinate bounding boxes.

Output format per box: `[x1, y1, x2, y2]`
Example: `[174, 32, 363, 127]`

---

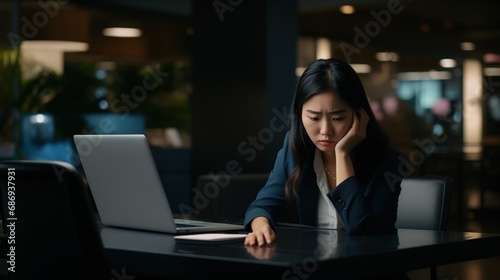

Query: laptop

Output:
[73, 134, 244, 234]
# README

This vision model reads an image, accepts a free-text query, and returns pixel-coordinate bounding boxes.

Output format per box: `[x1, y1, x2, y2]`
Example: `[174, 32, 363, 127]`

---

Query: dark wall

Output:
[191, 0, 298, 181]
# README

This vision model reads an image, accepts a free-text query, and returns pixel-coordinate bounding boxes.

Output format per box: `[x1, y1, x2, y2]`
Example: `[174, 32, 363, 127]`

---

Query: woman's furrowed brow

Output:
[305, 109, 320, 114]
[328, 109, 347, 114]
[305, 109, 347, 114]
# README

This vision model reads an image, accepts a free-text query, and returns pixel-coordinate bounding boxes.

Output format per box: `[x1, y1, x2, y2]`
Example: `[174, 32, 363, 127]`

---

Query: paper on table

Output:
[174, 233, 248, 242]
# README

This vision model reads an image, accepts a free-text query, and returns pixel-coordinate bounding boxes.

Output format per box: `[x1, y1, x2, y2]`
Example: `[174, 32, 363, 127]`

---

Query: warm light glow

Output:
[375, 52, 399, 62]
[484, 67, 500, 76]
[21, 40, 89, 52]
[295, 67, 306, 77]
[350, 64, 371, 74]
[339, 5, 355, 14]
[20, 40, 89, 75]
[103, 27, 142, 38]
[397, 71, 451, 80]
[316, 37, 331, 60]
[460, 42, 475, 51]
[439, 58, 456, 68]
[429, 70, 451, 80]
[462, 59, 483, 148]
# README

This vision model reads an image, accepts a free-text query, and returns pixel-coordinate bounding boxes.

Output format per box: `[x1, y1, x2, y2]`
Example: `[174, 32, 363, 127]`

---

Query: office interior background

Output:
[1, 0, 500, 278]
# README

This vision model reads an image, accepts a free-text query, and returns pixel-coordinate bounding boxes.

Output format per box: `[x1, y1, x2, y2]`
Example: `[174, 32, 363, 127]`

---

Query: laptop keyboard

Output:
[176, 223, 202, 228]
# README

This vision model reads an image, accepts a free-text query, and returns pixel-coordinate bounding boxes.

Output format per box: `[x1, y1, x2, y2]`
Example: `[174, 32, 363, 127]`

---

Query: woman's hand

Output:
[244, 217, 276, 246]
[335, 108, 369, 154]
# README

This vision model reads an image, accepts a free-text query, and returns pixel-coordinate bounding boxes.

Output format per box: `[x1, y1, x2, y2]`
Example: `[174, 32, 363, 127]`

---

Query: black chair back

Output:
[0, 160, 110, 280]
[396, 176, 452, 231]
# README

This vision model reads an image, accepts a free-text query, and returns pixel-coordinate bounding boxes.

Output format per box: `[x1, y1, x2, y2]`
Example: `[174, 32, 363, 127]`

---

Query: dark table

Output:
[101, 225, 500, 279]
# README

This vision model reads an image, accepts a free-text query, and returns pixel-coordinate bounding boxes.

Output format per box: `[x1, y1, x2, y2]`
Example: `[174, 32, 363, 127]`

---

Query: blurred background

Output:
[1, 0, 500, 218]
[1, 0, 500, 278]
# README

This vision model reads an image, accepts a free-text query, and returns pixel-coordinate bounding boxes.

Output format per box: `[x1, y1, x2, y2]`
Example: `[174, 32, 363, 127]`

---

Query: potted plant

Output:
[1, 49, 62, 158]
[1, 47, 105, 157]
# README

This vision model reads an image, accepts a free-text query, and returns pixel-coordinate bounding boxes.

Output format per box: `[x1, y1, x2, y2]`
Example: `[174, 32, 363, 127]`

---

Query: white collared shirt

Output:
[313, 148, 344, 229]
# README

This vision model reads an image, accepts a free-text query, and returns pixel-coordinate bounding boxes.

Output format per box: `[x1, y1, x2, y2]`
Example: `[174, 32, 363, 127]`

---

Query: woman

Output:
[244, 58, 403, 246]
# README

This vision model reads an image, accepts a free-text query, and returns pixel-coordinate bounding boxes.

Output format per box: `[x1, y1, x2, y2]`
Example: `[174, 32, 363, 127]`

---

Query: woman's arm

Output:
[328, 149, 402, 234]
[334, 109, 369, 184]
[243, 133, 293, 232]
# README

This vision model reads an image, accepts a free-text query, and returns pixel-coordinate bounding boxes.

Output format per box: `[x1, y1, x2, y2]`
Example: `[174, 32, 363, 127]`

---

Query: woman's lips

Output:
[318, 140, 335, 146]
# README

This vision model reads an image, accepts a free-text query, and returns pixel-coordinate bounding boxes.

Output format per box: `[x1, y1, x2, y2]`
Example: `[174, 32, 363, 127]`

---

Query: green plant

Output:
[1, 48, 192, 146]
[0, 50, 20, 143]
[1, 49, 106, 147]
[109, 60, 192, 133]
[1, 49, 61, 144]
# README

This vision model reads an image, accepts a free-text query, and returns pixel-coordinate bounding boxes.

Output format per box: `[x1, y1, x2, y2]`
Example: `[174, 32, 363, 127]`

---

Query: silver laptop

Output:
[73, 134, 244, 234]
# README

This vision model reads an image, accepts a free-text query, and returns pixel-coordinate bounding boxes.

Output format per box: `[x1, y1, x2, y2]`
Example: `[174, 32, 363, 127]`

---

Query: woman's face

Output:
[301, 91, 354, 154]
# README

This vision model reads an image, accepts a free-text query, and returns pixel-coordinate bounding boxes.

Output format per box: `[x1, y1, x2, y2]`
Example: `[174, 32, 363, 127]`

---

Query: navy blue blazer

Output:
[244, 132, 403, 234]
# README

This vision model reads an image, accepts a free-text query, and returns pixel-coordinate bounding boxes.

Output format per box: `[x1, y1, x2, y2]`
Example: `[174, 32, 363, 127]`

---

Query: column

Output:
[191, 0, 298, 182]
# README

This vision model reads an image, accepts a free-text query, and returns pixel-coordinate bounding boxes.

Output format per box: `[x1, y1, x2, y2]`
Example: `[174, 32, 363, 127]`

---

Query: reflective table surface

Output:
[101, 225, 500, 279]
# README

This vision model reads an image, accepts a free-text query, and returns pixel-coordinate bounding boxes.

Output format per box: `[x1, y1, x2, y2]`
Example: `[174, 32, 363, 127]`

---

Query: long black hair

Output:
[285, 58, 390, 200]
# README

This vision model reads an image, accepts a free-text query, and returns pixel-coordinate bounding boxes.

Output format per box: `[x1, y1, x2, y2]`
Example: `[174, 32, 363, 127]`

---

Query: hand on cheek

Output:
[335, 108, 369, 154]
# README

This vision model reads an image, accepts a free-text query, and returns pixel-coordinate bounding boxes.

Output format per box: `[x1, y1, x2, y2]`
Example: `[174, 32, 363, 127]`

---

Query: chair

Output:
[396, 176, 452, 231]
[396, 176, 453, 280]
[0, 160, 110, 280]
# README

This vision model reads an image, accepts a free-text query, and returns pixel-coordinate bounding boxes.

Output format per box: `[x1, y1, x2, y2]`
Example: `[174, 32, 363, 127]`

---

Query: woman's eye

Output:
[308, 116, 319, 121]
[332, 117, 344, 121]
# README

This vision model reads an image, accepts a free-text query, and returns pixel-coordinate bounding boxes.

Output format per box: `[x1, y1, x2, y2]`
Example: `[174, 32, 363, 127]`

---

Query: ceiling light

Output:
[103, 27, 142, 38]
[460, 42, 475, 51]
[439, 58, 456, 68]
[339, 5, 355, 14]
[350, 64, 371, 74]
